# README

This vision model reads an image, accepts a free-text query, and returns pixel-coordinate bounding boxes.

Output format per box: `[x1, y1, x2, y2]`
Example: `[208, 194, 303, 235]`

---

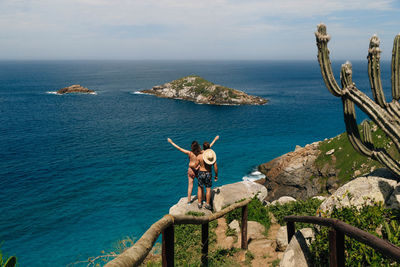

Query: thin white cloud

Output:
[0, 0, 397, 59]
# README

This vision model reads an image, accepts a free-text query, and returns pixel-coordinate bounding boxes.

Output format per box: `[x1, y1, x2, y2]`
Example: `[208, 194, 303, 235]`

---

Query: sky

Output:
[0, 0, 399, 60]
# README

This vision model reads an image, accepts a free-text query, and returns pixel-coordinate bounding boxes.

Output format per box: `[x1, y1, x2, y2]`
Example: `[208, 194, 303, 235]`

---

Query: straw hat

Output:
[203, 149, 217, 165]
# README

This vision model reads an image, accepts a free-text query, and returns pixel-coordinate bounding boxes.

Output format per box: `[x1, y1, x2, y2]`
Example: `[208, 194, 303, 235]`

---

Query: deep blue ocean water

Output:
[0, 60, 393, 266]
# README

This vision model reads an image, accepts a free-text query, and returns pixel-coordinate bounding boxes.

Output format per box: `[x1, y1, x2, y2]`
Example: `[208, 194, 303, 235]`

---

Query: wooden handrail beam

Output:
[105, 198, 251, 267]
[106, 214, 174, 267]
[284, 215, 400, 263]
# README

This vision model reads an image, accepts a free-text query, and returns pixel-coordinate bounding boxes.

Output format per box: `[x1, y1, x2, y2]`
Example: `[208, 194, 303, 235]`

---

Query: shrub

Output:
[267, 198, 323, 228]
[310, 202, 400, 266]
[0, 245, 16, 267]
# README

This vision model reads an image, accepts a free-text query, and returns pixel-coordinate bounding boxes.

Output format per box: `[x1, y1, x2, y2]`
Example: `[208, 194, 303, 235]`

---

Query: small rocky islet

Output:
[141, 75, 267, 105]
[56, 84, 95, 95]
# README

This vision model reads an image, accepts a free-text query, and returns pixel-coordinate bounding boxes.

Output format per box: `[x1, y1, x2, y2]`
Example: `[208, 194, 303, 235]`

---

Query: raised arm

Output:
[210, 135, 219, 148]
[167, 138, 190, 154]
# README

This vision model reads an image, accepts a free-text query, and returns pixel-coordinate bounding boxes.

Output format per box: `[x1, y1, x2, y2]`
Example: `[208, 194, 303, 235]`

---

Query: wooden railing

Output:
[284, 215, 400, 267]
[105, 198, 251, 267]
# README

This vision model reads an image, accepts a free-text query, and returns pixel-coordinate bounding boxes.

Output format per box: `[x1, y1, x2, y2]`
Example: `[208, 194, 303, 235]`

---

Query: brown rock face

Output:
[57, 85, 95, 94]
[258, 142, 337, 201]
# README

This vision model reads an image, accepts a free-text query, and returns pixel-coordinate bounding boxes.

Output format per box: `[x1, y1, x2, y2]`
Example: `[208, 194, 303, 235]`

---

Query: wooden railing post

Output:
[162, 224, 174, 267]
[329, 228, 345, 267]
[201, 222, 209, 266]
[241, 204, 248, 249]
[287, 221, 295, 242]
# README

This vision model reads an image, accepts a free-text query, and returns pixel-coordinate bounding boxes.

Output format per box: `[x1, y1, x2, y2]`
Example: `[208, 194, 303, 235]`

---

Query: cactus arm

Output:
[361, 120, 373, 148]
[343, 97, 400, 176]
[388, 102, 400, 122]
[392, 34, 400, 100]
[315, 24, 343, 97]
[368, 35, 387, 108]
[375, 151, 400, 175]
[340, 61, 400, 154]
[346, 86, 400, 151]
[342, 97, 373, 157]
[340, 61, 353, 88]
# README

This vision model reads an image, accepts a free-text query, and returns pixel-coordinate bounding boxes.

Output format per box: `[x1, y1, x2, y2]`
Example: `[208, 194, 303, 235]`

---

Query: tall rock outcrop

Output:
[258, 142, 338, 201]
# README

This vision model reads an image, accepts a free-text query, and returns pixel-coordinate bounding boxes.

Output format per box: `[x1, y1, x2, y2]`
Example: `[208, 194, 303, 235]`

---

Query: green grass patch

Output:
[271, 259, 280, 267]
[144, 220, 239, 266]
[245, 251, 254, 265]
[186, 211, 205, 217]
[225, 196, 271, 235]
[315, 121, 398, 184]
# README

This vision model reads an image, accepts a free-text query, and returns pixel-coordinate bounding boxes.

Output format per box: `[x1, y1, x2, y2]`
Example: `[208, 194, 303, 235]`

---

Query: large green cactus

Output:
[315, 24, 400, 178]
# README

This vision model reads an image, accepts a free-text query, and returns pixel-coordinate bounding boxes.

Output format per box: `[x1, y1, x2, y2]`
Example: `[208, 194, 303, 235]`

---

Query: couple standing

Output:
[167, 136, 219, 210]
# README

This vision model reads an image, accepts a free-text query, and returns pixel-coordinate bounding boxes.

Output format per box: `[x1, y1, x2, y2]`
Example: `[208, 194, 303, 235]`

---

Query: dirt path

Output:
[215, 217, 283, 266]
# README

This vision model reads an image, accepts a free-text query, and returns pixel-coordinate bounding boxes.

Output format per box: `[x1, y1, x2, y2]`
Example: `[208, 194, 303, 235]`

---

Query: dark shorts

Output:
[198, 171, 212, 188]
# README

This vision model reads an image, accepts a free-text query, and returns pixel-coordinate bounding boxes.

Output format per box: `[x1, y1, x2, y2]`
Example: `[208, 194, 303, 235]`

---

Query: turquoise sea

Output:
[0, 60, 392, 266]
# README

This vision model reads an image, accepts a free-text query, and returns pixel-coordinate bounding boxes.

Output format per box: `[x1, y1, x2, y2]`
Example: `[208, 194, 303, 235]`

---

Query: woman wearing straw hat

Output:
[167, 136, 219, 204]
[196, 145, 218, 211]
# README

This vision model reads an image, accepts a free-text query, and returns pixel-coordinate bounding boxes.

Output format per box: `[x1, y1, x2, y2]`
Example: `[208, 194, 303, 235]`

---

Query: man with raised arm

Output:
[196, 142, 218, 211]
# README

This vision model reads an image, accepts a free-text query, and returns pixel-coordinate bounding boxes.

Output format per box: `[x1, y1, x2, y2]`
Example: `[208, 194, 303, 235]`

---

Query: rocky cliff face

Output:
[141, 75, 267, 105]
[258, 142, 339, 201]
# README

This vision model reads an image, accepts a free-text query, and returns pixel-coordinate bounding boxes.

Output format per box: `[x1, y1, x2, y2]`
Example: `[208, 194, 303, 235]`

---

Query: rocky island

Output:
[141, 75, 267, 105]
[56, 84, 95, 95]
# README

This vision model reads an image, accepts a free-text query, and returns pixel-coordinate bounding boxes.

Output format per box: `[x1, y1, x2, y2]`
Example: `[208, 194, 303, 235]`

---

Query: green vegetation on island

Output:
[141, 75, 267, 105]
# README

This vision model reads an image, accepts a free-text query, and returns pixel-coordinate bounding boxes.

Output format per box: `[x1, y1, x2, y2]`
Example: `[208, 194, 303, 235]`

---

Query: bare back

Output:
[188, 152, 199, 169]
[197, 152, 212, 172]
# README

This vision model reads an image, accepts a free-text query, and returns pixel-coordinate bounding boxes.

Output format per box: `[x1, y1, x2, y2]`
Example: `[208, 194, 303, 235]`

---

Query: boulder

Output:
[326, 149, 335, 155]
[228, 220, 265, 242]
[276, 226, 288, 251]
[276, 226, 314, 252]
[228, 220, 240, 233]
[385, 182, 400, 209]
[248, 221, 266, 241]
[280, 230, 312, 267]
[312, 196, 326, 201]
[258, 142, 326, 201]
[169, 197, 212, 216]
[271, 196, 296, 206]
[319, 169, 398, 213]
[299, 228, 314, 246]
[212, 181, 268, 212]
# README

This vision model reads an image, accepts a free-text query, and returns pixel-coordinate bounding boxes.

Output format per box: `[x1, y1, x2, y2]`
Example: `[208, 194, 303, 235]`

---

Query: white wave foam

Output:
[133, 91, 146, 95]
[242, 167, 265, 182]
[242, 176, 258, 182]
[46, 91, 97, 95]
